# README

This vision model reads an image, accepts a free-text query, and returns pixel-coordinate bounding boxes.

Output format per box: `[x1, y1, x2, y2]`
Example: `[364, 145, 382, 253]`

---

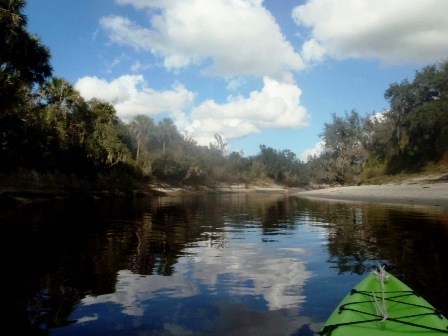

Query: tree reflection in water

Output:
[5, 194, 448, 335]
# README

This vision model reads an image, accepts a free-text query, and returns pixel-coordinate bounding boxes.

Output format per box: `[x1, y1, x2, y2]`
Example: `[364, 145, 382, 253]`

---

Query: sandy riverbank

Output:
[154, 175, 448, 208]
[294, 179, 448, 207]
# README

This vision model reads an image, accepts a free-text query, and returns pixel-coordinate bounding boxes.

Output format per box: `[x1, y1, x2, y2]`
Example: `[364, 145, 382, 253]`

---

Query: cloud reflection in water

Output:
[70, 238, 313, 335]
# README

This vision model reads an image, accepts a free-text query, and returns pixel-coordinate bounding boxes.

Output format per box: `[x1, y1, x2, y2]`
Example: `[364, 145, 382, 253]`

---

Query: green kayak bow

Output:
[319, 266, 448, 335]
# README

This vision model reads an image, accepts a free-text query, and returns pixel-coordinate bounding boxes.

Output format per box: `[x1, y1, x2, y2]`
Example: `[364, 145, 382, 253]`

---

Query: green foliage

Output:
[93, 162, 146, 194]
[255, 145, 304, 185]
[0, 0, 52, 114]
[224, 151, 251, 185]
[155, 118, 182, 152]
[318, 110, 370, 184]
[381, 59, 448, 173]
[128, 114, 155, 159]
[313, 60, 448, 183]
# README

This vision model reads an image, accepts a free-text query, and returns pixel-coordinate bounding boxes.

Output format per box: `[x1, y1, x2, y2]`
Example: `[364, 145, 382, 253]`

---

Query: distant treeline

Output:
[1, 2, 447, 193]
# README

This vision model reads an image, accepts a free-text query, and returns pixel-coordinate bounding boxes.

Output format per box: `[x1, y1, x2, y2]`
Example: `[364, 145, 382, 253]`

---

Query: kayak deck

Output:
[319, 268, 448, 335]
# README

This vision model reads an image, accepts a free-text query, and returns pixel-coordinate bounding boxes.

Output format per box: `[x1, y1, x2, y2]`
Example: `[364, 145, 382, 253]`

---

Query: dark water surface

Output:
[6, 192, 448, 335]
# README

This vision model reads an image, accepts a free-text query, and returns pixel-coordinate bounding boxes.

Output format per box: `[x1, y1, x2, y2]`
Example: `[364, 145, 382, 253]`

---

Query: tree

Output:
[128, 115, 154, 159]
[40, 77, 80, 110]
[400, 61, 448, 162]
[209, 133, 227, 153]
[84, 100, 130, 166]
[320, 110, 369, 184]
[255, 145, 302, 184]
[39, 77, 83, 151]
[127, 115, 156, 176]
[155, 118, 182, 153]
[382, 60, 448, 170]
[257, 145, 281, 180]
[0, 0, 53, 171]
[0, 0, 52, 114]
[225, 151, 250, 185]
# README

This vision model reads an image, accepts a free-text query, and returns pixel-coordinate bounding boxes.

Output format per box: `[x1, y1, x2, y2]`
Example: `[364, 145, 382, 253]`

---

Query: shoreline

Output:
[293, 181, 448, 208]
[2, 174, 447, 208]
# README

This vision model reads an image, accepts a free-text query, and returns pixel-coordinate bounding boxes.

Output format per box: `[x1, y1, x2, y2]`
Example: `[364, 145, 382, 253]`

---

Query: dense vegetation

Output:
[314, 60, 448, 185]
[1, 1, 447, 195]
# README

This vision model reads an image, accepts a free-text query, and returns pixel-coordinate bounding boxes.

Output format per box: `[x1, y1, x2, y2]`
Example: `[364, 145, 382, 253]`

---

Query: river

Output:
[6, 192, 448, 335]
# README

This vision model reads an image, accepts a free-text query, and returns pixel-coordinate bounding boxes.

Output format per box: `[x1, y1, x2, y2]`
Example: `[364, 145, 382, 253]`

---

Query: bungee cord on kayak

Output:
[372, 264, 389, 321]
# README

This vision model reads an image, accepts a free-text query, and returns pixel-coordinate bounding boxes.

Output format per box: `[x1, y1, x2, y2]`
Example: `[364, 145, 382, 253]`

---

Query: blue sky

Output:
[24, 0, 448, 160]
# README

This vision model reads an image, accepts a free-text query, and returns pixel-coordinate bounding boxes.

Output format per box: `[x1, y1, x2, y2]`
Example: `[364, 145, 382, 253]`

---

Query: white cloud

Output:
[130, 60, 151, 72]
[300, 141, 324, 162]
[101, 0, 304, 79]
[75, 75, 195, 121]
[370, 110, 387, 123]
[293, 0, 448, 64]
[226, 77, 246, 92]
[300, 39, 326, 64]
[108, 56, 124, 68]
[75, 75, 309, 147]
[183, 77, 310, 146]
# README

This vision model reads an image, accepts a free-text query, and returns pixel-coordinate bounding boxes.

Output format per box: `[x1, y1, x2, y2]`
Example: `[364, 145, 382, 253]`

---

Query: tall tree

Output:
[382, 60, 448, 169]
[320, 110, 369, 184]
[155, 118, 182, 152]
[384, 80, 416, 156]
[39, 77, 82, 150]
[402, 61, 448, 162]
[79, 100, 130, 168]
[129, 114, 155, 159]
[40, 77, 80, 110]
[0, 0, 53, 170]
[0, 0, 52, 114]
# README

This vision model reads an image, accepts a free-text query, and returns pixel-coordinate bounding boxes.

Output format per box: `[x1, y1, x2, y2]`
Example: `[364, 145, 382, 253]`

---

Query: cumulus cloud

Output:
[75, 75, 195, 121]
[182, 77, 310, 146]
[300, 141, 324, 162]
[101, 0, 304, 79]
[292, 0, 448, 64]
[75, 75, 309, 147]
[300, 39, 326, 64]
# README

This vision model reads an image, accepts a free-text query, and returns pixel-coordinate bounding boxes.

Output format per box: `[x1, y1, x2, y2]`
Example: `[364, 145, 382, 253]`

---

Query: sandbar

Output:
[294, 181, 448, 208]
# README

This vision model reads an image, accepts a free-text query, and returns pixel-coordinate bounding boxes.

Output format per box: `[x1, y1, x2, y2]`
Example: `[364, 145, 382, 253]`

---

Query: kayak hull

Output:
[319, 271, 448, 335]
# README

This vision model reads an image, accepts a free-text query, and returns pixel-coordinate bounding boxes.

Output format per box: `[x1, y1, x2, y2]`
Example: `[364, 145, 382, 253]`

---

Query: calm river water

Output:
[6, 192, 448, 335]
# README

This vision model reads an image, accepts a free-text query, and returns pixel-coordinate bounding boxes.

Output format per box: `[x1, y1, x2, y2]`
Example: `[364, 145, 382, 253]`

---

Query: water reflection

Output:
[65, 250, 311, 335]
[5, 193, 448, 335]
